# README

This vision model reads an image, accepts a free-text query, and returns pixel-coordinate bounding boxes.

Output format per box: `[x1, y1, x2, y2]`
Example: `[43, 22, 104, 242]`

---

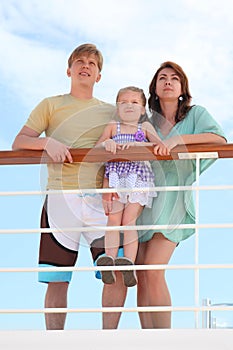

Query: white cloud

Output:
[0, 0, 232, 127]
[0, 28, 68, 104]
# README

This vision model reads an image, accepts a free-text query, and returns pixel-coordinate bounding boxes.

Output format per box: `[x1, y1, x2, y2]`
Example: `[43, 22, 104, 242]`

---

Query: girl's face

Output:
[117, 91, 145, 123]
[156, 67, 182, 101]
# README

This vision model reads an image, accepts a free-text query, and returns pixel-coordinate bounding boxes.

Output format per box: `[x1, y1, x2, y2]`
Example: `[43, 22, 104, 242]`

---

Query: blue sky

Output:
[0, 0, 233, 330]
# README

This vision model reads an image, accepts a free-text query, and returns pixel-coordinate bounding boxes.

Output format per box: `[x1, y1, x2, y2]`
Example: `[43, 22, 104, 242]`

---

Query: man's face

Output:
[67, 53, 101, 86]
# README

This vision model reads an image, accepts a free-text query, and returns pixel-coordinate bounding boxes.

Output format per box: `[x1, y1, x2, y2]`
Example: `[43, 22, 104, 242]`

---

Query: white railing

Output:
[1, 144, 233, 335]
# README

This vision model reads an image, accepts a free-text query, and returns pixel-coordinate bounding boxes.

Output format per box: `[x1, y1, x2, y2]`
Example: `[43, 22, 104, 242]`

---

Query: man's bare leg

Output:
[102, 272, 127, 329]
[44, 282, 69, 330]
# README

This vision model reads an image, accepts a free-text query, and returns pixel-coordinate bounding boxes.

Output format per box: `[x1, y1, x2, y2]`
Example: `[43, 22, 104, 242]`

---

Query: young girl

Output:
[96, 86, 165, 287]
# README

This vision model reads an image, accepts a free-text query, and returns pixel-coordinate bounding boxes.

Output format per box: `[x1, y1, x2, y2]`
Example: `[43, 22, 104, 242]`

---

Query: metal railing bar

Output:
[1, 143, 233, 165]
[0, 305, 233, 315]
[1, 184, 233, 197]
[0, 263, 233, 273]
[1, 222, 233, 235]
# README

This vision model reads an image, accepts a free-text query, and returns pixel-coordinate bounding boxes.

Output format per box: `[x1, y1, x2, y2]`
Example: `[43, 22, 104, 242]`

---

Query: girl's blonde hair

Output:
[116, 86, 147, 107]
[116, 86, 149, 122]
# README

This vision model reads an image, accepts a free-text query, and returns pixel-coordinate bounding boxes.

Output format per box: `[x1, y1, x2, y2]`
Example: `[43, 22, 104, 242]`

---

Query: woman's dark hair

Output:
[148, 61, 192, 124]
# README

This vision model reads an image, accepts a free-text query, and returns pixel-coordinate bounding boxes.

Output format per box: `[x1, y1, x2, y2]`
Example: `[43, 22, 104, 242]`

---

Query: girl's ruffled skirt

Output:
[109, 171, 157, 208]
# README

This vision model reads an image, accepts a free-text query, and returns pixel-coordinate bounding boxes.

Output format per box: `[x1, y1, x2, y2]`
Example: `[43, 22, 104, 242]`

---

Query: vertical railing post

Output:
[194, 155, 201, 328]
[202, 298, 211, 328]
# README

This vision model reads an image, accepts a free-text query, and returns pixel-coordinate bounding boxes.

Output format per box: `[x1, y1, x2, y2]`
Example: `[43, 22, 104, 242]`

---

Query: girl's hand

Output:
[102, 192, 119, 215]
[103, 139, 117, 154]
[119, 142, 135, 150]
[45, 138, 73, 163]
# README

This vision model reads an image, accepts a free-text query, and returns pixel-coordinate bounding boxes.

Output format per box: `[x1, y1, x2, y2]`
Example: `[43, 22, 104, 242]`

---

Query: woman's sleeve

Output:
[193, 105, 226, 139]
[185, 106, 226, 185]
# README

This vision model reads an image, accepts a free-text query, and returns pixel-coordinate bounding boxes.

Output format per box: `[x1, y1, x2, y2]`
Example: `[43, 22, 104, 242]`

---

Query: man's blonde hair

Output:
[68, 43, 103, 71]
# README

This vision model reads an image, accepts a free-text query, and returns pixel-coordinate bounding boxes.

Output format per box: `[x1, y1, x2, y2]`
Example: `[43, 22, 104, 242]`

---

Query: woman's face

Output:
[156, 67, 182, 101]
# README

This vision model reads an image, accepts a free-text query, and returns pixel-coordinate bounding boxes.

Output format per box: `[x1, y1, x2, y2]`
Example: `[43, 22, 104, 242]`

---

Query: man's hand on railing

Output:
[44, 138, 73, 163]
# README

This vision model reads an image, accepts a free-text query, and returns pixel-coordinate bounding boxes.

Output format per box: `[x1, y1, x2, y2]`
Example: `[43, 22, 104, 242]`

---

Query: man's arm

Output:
[12, 126, 73, 163]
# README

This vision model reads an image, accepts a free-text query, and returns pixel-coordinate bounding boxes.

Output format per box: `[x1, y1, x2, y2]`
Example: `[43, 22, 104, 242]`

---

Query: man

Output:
[12, 43, 117, 329]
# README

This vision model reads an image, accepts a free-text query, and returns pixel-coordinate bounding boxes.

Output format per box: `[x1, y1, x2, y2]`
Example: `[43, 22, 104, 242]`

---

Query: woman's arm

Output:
[179, 133, 226, 144]
[153, 133, 226, 157]
[165, 133, 226, 150]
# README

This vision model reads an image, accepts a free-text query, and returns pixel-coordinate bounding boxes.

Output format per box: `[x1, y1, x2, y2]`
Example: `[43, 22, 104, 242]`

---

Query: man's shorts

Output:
[39, 192, 109, 283]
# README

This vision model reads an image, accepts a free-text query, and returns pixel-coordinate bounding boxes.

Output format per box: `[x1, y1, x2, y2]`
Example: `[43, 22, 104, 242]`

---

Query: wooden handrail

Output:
[0, 143, 233, 165]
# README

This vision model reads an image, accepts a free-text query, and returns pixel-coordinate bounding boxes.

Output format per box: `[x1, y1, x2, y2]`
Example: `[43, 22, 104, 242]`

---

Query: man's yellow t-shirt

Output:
[26, 93, 115, 190]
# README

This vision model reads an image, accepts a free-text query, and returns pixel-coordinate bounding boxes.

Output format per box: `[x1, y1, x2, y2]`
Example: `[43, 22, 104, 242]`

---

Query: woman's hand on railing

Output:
[153, 141, 171, 156]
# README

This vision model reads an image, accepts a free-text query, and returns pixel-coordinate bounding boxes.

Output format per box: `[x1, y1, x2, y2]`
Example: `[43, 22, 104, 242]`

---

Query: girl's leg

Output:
[114, 203, 143, 287]
[105, 200, 124, 258]
[121, 202, 143, 262]
[97, 200, 124, 284]
[137, 233, 176, 328]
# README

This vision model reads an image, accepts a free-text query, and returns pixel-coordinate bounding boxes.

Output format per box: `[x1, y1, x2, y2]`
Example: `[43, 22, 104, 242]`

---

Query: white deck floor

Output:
[1, 329, 233, 350]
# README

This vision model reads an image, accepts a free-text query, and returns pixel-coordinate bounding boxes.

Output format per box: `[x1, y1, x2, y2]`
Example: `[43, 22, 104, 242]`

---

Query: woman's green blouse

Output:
[137, 105, 226, 243]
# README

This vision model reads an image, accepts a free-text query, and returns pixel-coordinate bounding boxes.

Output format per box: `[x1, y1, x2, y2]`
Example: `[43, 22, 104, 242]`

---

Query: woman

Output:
[136, 61, 226, 328]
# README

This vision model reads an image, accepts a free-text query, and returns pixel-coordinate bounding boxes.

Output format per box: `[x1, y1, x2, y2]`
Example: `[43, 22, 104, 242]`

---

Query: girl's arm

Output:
[102, 177, 111, 216]
[143, 121, 163, 144]
[143, 121, 171, 155]
[102, 177, 119, 216]
[95, 120, 119, 154]
[120, 121, 164, 148]
[119, 122, 169, 153]
[95, 122, 114, 146]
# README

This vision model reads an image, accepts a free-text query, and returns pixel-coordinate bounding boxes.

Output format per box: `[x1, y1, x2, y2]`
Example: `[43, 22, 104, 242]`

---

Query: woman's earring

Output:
[155, 95, 159, 100]
[179, 95, 183, 101]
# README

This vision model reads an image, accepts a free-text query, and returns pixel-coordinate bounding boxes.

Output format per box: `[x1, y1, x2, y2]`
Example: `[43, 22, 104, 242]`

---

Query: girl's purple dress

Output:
[104, 122, 157, 208]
